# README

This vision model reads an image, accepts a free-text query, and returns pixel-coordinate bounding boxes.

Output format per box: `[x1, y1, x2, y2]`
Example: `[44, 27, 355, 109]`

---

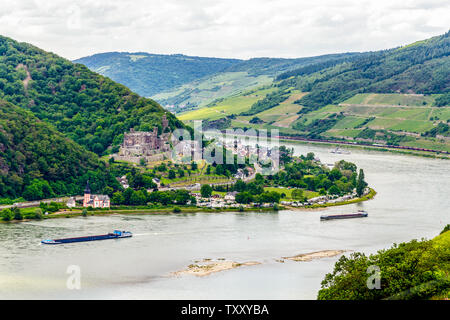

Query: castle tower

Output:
[162, 113, 169, 131]
[83, 181, 91, 207]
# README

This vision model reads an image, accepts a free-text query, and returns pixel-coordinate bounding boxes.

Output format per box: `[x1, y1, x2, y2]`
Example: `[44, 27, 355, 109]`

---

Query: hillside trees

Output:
[0, 35, 184, 156]
[0, 101, 120, 200]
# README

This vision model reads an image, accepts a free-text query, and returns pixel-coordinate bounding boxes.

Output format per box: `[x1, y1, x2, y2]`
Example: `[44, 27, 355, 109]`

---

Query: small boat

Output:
[320, 210, 368, 220]
[41, 230, 132, 245]
[330, 147, 351, 154]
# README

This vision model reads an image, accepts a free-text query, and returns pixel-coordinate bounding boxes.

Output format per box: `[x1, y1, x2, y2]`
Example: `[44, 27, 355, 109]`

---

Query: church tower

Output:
[83, 181, 91, 207]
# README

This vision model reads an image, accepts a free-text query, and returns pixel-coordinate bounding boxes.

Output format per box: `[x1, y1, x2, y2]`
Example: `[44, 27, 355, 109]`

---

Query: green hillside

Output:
[0, 101, 118, 200]
[76, 50, 362, 111]
[0, 35, 184, 156]
[179, 32, 450, 152]
[318, 227, 450, 300]
[74, 52, 240, 97]
[156, 53, 363, 110]
[282, 31, 449, 113]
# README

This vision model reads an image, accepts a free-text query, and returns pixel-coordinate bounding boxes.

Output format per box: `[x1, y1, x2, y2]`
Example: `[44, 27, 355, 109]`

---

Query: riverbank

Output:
[0, 188, 377, 224]
[8, 205, 280, 221]
[284, 188, 377, 210]
[278, 138, 450, 160]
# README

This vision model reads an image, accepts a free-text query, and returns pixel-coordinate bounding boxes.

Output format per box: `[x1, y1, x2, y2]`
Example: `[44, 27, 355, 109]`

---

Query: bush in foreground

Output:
[317, 230, 450, 300]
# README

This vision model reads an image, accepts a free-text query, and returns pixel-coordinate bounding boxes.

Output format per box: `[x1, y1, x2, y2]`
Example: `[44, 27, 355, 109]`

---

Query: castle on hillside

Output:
[119, 114, 171, 158]
[83, 181, 110, 208]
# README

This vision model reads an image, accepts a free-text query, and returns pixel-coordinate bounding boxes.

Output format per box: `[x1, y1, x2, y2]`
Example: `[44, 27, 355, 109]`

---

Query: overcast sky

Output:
[1, 0, 449, 60]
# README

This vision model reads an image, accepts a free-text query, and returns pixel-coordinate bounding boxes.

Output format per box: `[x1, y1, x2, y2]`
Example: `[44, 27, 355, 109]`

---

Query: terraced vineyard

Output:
[178, 86, 276, 122]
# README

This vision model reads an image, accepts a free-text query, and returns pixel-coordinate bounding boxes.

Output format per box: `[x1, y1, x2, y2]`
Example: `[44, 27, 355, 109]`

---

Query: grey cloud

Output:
[0, 0, 448, 60]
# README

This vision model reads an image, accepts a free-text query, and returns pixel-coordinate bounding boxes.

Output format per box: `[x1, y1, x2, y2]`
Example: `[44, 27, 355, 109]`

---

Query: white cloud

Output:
[0, 0, 448, 60]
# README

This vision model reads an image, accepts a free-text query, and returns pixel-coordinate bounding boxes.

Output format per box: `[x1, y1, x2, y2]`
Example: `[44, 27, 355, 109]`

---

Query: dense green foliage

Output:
[263, 154, 363, 196]
[0, 101, 119, 199]
[222, 154, 365, 202]
[111, 188, 195, 206]
[318, 230, 450, 300]
[0, 35, 184, 155]
[422, 122, 450, 137]
[435, 92, 450, 106]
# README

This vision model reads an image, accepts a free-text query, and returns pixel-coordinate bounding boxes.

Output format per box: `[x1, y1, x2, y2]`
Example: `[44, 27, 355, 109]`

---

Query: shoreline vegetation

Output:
[0, 188, 376, 223]
[317, 227, 450, 300]
[278, 138, 450, 160]
[1, 150, 375, 223]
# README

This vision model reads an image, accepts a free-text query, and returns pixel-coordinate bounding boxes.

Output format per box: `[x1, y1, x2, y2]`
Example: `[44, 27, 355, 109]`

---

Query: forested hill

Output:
[75, 51, 362, 109]
[282, 31, 450, 113]
[74, 52, 241, 97]
[0, 101, 118, 200]
[0, 35, 184, 155]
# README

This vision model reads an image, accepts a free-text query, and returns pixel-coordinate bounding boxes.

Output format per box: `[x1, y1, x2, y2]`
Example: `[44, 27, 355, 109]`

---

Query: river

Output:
[0, 143, 449, 299]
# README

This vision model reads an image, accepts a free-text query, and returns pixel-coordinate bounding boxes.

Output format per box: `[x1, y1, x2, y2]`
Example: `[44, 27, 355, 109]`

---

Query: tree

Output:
[12, 207, 22, 220]
[200, 184, 213, 198]
[356, 169, 367, 197]
[235, 191, 254, 204]
[112, 191, 125, 205]
[305, 152, 315, 161]
[291, 188, 304, 201]
[1, 209, 13, 221]
[168, 169, 176, 180]
[234, 179, 246, 192]
[328, 168, 343, 181]
[328, 185, 341, 195]
[34, 208, 43, 220]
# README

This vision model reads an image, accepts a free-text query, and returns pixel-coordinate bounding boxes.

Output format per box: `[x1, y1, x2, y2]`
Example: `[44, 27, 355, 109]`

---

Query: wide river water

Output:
[0, 142, 449, 299]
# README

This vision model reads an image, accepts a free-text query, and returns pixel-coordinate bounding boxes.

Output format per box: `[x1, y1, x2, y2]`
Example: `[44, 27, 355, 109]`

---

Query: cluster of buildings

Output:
[224, 139, 274, 164]
[192, 191, 276, 209]
[66, 181, 111, 209]
[194, 192, 240, 208]
[281, 188, 370, 207]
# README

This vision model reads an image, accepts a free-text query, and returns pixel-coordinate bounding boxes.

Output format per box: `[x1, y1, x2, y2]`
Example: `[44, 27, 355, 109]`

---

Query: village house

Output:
[66, 197, 77, 208]
[83, 181, 110, 208]
[116, 175, 129, 189]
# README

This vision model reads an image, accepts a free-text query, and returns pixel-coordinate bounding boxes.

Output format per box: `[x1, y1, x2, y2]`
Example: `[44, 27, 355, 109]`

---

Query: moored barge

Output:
[320, 210, 368, 220]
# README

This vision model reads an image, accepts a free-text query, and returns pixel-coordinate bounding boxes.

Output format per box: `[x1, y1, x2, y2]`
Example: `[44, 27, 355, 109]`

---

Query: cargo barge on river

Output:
[41, 230, 132, 245]
[320, 210, 368, 220]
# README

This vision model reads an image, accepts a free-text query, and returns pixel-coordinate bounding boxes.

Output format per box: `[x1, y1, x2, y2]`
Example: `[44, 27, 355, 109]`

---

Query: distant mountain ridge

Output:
[74, 52, 241, 97]
[178, 31, 450, 153]
[75, 51, 362, 109]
